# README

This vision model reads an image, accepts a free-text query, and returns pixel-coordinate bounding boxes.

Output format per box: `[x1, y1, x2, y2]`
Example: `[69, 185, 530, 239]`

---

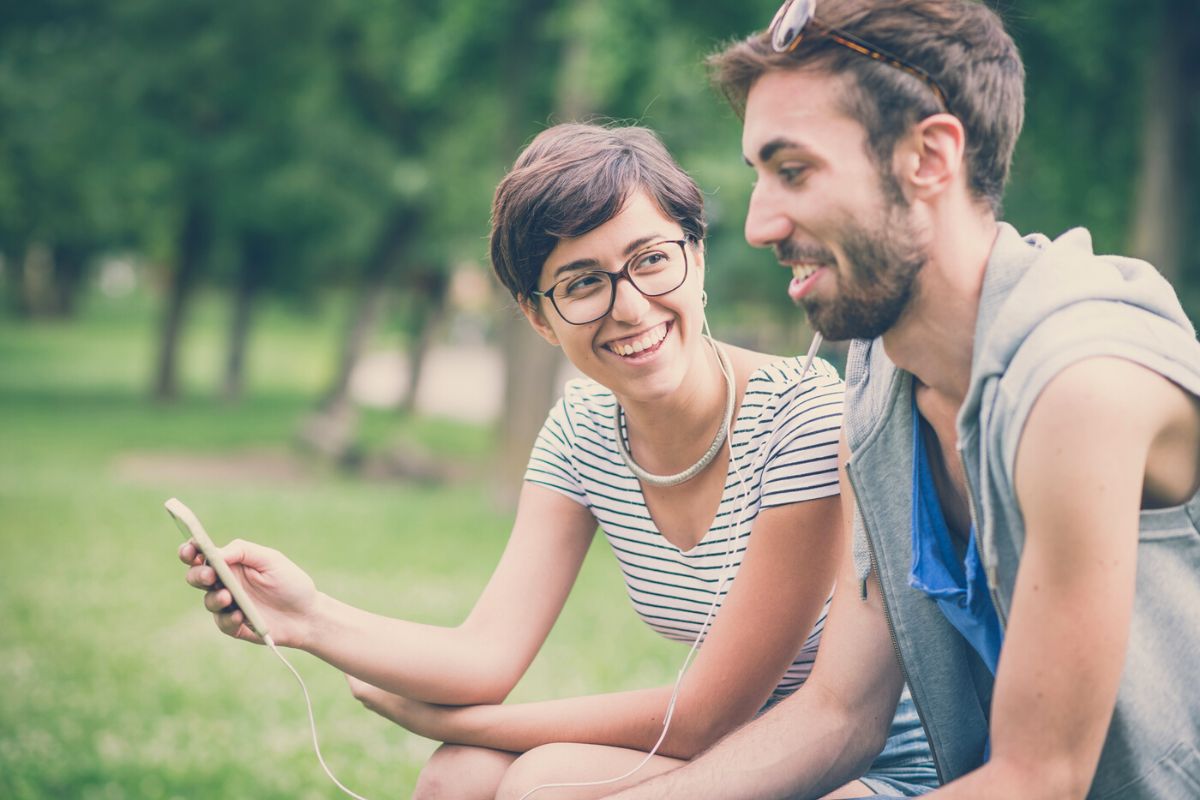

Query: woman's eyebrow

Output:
[550, 257, 601, 280]
[549, 233, 671, 280]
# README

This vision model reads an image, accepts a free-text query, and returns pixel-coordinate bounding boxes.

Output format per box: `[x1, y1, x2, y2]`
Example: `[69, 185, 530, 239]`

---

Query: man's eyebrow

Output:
[549, 234, 668, 280]
[745, 137, 809, 166]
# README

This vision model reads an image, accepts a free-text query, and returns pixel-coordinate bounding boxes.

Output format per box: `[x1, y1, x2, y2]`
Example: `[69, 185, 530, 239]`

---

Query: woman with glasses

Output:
[179, 123, 936, 799]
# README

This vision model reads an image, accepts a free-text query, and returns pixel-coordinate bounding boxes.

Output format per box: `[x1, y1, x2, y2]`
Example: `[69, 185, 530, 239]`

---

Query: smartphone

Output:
[165, 497, 271, 639]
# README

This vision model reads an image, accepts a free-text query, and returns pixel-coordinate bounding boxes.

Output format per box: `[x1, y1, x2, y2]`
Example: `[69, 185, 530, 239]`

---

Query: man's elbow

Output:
[661, 703, 758, 760]
[986, 752, 1096, 800]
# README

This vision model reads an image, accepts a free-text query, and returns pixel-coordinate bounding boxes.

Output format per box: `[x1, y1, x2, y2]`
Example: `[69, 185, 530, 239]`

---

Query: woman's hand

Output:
[179, 538, 318, 648]
[345, 674, 466, 741]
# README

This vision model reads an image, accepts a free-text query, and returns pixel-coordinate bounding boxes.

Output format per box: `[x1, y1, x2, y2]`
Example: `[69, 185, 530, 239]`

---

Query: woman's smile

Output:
[603, 320, 672, 360]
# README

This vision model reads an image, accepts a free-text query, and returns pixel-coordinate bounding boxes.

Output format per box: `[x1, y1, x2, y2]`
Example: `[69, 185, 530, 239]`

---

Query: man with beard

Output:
[599, 1, 1200, 799]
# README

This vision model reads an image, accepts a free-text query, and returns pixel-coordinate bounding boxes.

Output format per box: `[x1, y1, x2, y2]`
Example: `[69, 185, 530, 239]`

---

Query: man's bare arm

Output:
[931, 357, 1188, 799]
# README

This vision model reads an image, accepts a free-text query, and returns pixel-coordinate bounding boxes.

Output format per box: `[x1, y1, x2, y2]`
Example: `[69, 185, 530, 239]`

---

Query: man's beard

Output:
[783, 206, 926, 341]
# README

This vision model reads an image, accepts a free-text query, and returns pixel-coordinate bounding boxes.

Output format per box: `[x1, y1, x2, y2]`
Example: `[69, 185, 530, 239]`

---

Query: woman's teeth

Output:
[610, 323, 668, 356]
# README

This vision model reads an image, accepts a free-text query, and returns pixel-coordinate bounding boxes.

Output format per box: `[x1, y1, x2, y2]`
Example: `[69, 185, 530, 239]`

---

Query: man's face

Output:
[741, 68, 927, 341]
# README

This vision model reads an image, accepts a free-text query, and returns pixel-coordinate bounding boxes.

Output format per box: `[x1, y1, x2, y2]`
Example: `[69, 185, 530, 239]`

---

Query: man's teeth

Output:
[791, 263, 823, 281]
[611, 324, 667, 356]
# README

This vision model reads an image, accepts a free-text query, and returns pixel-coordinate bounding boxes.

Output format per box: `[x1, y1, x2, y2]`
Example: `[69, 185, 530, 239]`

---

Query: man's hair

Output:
[490, 123, 706, 302]
[708, 0, 1025, 213]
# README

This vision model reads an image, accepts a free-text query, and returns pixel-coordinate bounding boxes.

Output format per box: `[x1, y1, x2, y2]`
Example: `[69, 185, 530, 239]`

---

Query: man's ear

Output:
[896, 113, 966, 202]
[519, 297, 561, 346]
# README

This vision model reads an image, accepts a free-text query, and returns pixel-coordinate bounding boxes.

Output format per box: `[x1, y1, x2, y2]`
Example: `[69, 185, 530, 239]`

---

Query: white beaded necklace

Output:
[614, 337, 735, 488]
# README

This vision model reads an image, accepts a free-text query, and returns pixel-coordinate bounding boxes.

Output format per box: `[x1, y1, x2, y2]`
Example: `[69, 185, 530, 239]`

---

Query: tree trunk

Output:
[400, 267, 449, 415]
[1129, 0, 1191, 285]
[50, 244, 87, 318]
[222, 232, 268, 403]
[492, 0, 570, 506]
[3, 244, 24, 316]
[16, 242, 54, 317]
[153, 200, 210, 402]
[297, 209, 415, 459]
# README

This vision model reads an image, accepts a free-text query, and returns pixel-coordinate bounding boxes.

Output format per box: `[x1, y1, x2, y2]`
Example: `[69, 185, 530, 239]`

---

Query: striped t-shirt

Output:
[524, 354, 845, 698]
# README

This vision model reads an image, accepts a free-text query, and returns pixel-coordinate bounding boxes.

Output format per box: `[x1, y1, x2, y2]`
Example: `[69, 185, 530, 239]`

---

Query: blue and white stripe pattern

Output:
[524, 355, 845, 697]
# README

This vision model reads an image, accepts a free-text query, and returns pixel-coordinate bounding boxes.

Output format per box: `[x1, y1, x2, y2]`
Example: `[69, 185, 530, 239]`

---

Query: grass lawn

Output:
[0, 289, 679, 799]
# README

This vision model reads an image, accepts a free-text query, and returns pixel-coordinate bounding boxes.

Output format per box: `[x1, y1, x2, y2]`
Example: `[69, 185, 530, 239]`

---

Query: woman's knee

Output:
[496, 743, 589, 800]
[414, 743, 516, 800]
[496, 742, 684, 800]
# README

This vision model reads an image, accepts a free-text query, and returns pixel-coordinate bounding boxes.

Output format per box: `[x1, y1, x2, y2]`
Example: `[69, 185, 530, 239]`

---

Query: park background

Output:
[1, 0, 1197, 797]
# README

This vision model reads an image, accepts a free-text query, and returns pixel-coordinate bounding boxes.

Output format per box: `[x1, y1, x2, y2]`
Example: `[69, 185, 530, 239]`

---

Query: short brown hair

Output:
[708, 0, 1025, 213]
[490, 123, 706, 302]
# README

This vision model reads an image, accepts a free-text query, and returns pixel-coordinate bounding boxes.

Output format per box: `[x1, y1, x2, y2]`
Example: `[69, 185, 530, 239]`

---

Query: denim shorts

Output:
[858, 687, 939, 796]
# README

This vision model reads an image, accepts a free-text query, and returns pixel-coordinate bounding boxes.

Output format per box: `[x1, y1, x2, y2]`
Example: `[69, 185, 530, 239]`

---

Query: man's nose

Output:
[745, 183, 793, 248]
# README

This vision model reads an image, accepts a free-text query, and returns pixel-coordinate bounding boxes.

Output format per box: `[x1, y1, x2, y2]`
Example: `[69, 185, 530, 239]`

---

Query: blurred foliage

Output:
[2, 0, 1192, 331]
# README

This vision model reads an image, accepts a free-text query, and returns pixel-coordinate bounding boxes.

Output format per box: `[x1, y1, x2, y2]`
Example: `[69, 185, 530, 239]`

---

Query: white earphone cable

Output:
[516, 322, 824, 798]
[264, 635, 372, 800]
[262, 323, 825, 800]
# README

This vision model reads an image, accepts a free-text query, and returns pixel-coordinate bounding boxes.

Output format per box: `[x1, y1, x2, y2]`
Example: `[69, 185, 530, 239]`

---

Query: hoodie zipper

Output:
[847, 462, 947, 786]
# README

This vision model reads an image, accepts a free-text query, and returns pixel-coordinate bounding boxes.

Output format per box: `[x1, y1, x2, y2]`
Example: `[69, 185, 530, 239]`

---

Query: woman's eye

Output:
[632, 251, 667, 271]
[563, 274, 604, 296]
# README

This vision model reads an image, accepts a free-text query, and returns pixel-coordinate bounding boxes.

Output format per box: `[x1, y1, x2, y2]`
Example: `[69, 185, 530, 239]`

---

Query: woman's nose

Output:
[609, 276, 650, 324]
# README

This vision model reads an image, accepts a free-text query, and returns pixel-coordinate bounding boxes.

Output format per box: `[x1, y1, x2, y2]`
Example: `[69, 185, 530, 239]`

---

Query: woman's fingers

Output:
[177, 541, 204, 566]
[185, 563, 218, 590]
[203, 587, 235, 614]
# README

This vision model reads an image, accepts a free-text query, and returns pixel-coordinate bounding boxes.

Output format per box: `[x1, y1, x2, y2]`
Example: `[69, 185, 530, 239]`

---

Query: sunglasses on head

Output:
[769, 0, 950, 111]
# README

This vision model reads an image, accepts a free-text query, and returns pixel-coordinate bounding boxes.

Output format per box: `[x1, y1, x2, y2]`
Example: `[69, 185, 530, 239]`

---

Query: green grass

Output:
[0, 289, 678, 799]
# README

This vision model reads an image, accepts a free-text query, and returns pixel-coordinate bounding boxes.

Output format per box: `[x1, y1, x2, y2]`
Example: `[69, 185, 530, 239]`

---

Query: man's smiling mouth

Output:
[790, 263, 825, 282]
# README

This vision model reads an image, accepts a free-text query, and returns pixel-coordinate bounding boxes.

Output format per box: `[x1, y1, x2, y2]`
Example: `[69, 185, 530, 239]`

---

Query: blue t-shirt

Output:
[907, 395, 1004, 675]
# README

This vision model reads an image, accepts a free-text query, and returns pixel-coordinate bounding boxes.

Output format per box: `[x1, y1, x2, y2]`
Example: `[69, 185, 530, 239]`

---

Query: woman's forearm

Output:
[302, 592, 526, 705]
[422, 684, 741, 759]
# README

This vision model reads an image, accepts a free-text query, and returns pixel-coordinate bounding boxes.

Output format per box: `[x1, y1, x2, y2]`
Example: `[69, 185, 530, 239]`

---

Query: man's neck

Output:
[882, 210, 1000, 406]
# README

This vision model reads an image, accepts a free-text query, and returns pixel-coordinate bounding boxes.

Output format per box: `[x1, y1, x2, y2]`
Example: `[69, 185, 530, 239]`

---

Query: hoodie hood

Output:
[958, 222, 1200, 584]
[960, 222, 1196, 433]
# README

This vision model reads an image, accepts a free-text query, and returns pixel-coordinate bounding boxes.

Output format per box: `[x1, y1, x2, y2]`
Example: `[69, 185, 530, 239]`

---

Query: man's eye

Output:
[778, 164, 809, 184]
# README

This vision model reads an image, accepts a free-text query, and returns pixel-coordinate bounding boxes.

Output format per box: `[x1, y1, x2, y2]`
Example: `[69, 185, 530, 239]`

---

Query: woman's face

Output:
[522, 191, 707, 406]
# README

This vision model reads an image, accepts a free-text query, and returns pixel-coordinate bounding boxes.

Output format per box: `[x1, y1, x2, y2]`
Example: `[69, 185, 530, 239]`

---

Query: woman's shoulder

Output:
[553, 376, 617, 429]
[726, 344, 843, 397]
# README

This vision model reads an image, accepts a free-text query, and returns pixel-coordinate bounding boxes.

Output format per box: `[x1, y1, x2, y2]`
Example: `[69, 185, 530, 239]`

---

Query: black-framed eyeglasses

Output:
[530, 239, 690, 325]
[769, 0, 950, 111]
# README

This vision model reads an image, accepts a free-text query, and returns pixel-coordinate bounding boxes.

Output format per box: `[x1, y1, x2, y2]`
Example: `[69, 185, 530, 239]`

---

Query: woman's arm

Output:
[348, 495, 843, 758]
[188, 481, 597, 706]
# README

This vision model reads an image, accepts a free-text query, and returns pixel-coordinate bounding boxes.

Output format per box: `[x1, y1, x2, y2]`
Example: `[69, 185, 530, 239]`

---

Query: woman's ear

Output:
[519, 297, 561, 346]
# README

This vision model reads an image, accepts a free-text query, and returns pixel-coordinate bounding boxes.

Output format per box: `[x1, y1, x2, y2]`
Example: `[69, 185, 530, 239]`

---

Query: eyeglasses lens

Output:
[553, 241, 688, 324]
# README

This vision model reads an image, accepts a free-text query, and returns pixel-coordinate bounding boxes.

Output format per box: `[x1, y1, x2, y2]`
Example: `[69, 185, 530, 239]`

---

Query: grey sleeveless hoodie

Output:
[843, 222, 1200, 797]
